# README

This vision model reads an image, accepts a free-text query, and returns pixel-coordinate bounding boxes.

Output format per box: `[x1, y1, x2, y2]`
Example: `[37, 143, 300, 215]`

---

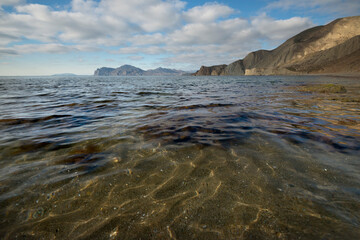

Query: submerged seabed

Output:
[0, 75, 359, 239]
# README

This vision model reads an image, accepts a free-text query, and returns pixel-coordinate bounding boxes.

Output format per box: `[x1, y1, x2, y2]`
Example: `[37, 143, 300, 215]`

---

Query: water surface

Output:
[0, 75, 359, 239]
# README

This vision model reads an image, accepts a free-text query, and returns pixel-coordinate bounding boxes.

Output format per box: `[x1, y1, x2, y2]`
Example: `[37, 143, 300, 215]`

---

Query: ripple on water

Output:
[0, 76, 359, 239]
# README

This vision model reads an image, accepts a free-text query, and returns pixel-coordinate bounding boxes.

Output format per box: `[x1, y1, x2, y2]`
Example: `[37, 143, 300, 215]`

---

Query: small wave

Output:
[94, 100, 118, 104]
[33, 92, 54, 97]
[0, 115, 72, 125]
[136, 91, 173, 96]
[136, 110, 360, 151]
[176, 103, 234, 110]
[111, 91, 129, 94]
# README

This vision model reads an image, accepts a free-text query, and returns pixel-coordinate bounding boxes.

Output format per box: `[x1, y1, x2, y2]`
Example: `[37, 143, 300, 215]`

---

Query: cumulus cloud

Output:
[183, 3, 234, 23]
[0, 0, 24, 7]
[98, 0, 186, 32]
[130, 33, 166, 46]
[128, 55, 144, 61]
[1, 43, 100, 56]
[0, 48, 18, 55]
[251, 14, 314, 41]
[0, 0, 316, 68]
[71, 0, 97, 13]
[169, 18, 249, 45]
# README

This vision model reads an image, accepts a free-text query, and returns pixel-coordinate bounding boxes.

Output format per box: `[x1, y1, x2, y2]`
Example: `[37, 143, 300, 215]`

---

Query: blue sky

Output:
[0, 0, 359, 75]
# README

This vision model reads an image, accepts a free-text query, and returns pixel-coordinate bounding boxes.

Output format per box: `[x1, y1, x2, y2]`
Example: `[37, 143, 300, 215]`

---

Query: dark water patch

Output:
[56, 102, 84, 108]
[176, 103, 234, 110]
[64, 144, 104, 161]
[111, 91, 128, 94]
[139, 105, 170, 111]
[3, 140, 56, 156]
[338, 118, 359, 126]
[94, 99, 118, 104]
[32, 92, 54, 97]
[58, 153, 104, 166]
[281, 131, 359, 151]
[137, 121, 252, 146]
[0, 115, 72, 126]
[135, 107, 360, 152]
[137, 91, 173, 96]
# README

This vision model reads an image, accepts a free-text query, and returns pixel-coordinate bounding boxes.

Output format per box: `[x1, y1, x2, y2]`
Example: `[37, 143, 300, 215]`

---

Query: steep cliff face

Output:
[224, 60, 245, 75]
[193, 16, 360, 76]
[283, 35, 360, 74]
[94, 67, 115, 76]
[194, 65, 227, 76]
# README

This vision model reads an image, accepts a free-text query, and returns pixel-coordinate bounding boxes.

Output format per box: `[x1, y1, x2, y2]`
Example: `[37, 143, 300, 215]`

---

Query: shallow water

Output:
[0, 75, 359, 239]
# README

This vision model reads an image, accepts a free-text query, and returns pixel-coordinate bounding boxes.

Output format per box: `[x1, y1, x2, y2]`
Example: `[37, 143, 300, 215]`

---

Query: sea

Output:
[0, 75, 359, 239]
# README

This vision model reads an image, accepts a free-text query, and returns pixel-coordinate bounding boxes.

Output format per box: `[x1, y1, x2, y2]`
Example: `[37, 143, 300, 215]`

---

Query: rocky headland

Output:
[193, 16, 360, 76]
[94, 65, 186, 76]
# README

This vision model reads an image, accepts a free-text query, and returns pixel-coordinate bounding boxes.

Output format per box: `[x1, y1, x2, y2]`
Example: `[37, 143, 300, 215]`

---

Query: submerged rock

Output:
[296, 84, 347, 93]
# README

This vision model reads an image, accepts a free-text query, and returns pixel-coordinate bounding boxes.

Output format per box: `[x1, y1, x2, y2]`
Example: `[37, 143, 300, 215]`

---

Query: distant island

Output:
[94, 65, 187, 76]
[52, 73, 77, 76]
[193, 16, 360, 76]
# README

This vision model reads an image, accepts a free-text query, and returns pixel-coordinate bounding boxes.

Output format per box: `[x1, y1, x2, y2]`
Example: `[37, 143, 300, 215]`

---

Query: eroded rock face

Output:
[194, 16, 360, 76]
[193, 65, 227, 76]
[94, 67, 115, 76]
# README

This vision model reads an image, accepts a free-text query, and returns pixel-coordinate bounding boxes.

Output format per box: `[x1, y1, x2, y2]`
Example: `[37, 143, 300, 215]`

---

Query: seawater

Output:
[0, 75, 359, 239]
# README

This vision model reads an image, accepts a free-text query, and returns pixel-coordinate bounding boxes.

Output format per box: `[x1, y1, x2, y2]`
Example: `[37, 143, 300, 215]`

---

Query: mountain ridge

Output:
[193, 16, 360, 76]
[94, 65, 186, 76]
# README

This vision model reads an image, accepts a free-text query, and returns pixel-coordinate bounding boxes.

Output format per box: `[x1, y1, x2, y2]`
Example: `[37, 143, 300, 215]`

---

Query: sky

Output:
[0, 0, 359, 75]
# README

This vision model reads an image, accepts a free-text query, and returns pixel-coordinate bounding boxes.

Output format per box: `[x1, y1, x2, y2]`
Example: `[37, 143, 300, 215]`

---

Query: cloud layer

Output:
[0, 0, 319, 69]
[266, 0, 360, 16]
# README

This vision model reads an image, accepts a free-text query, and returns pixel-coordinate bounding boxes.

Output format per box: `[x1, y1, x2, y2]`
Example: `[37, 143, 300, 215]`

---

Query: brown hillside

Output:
[193, 16, 360, 76]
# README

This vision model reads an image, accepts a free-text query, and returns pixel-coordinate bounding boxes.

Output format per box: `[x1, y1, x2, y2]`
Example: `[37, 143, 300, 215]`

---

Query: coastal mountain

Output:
[52, 73, 77, 76]
[194, 16, 360, 76]
[145, 67, 185, 76]
[94, 65, 144, 76]
[94, 65, 186, 76]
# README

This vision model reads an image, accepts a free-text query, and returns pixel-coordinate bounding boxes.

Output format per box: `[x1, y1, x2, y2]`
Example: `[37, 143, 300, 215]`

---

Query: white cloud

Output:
[183, 3, 234, 23]
[1, 43, 100, 55]
[71, 0, 97, 13]
[16, 4, 51, 21]
[169, 18, 250, 45]
[115, 46, 166, 55]
[0, 32, 19, 46]
[0, 0, 24, 7]
[130, 33, 166, 46]
[128, 55, 144, 61]
[98, 0, 186, 32]
[0, 48, 17, 55]
[251, 14, 314, 41]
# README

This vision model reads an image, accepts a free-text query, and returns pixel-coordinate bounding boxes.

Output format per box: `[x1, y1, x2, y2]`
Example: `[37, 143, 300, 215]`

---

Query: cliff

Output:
[193, 16, 360, 76]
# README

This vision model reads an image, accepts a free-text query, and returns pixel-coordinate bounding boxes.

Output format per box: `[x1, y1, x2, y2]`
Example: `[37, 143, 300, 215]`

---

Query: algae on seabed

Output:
[296, 84, 347, 93]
